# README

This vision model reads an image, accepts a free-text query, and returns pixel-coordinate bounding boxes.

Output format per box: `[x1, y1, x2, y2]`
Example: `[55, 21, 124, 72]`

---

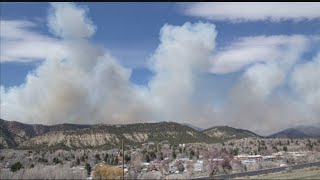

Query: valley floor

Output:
[241, 167, 320, 179]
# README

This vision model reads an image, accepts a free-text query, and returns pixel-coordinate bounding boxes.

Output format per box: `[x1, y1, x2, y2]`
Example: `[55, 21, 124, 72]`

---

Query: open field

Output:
[242, 167, 320, 179]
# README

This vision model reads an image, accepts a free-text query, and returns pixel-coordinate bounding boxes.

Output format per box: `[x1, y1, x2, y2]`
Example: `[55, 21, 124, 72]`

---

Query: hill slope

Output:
[268, 128, 311, 138]
[202, 126, 260, 140]
[294, 125, 320, 138]
[0, 118, 91, 148]
[0, 119, 217, 149]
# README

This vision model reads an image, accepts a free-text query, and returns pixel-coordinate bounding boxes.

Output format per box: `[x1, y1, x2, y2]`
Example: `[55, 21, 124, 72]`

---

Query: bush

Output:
[11, 162, 23, 172]
[53, 157, 62, 165]
[283, 146, 288, 152]
[93, 165, 122, 179]
[95, 154, 101, 161]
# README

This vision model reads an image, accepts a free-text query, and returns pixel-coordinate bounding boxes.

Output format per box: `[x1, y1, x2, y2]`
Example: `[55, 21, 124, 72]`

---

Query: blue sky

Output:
[0, 2, 319, 134]
[1, 2, 319, 87]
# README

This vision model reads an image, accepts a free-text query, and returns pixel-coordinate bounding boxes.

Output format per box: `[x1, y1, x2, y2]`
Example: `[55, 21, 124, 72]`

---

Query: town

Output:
[1, 137, 319, 179]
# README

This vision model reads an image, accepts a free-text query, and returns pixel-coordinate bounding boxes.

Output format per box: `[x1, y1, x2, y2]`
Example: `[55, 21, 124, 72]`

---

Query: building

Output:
[241, 159, 256, 165]
[234, 154, 262, 161]
[194, 160, 203, 172]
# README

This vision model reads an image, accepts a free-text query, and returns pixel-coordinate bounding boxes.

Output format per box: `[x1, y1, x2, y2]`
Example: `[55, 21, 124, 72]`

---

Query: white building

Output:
[241, 159, 256, 165]
[194, 160, 203, 172]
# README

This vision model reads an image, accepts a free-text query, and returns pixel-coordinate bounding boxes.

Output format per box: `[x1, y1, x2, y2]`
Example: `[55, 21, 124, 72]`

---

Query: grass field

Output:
[240, 167, 320, 179]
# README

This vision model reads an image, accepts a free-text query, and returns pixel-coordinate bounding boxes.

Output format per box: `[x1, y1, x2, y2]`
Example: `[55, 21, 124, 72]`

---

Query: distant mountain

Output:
[182, 123, 204, 131]
[6, 118, 317, 150]
[294, 125, 320, 138]
[202, 126, 260, 140]
[268, 128, 311, 138]
[269, 125, 320, 138]
[0, 119, 217, 149]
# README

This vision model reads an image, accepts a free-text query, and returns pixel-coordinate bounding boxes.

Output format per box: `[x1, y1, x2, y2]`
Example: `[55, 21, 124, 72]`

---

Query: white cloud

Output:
[0, 20, 68, 62]
[48, 2, 96, 39]
[210, 35, 310, 74]
[181, 2, 320, 22]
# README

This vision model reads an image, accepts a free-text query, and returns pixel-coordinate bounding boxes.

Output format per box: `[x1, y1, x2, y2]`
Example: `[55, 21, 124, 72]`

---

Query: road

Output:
[193, 161, 320, 179]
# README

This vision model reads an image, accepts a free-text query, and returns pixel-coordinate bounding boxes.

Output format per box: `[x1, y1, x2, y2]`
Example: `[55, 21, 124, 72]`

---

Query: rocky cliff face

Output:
[0, 119, 216, 149]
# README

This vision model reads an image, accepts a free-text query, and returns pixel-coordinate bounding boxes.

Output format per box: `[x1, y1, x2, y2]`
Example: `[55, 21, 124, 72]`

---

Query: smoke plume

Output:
[1, 2, 319, 135]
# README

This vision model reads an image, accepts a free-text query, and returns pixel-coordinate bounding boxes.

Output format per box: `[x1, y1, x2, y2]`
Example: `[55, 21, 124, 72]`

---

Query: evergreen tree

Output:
[10, 162, 23, 172]
[125, 154, 131, 164]
[95, 154, 101, 161]
[189, 150, 195, 159]
[283, 146, 288, 152]
[114, 157, 119, 165]
[76, 157, 80, 165]
[104, 153, 109, 162]
[146, 154, 150, 163]
[172, 150, 177, 159]
[160, 152, 164, 160]
[85, 163, 92, 177]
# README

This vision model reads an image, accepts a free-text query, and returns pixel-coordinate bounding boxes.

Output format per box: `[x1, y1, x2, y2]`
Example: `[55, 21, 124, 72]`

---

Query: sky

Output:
[0, 2, 319, 135]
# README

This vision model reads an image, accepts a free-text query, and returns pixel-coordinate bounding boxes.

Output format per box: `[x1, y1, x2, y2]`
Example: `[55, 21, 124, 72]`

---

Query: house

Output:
[5, 162, 10, 168]
[194, 160, 203, 172]
[234, 154, 262, 161]
[178, 157, 190, 162]
[208, 158, 224, 162]
[117, 164, 129, 173]
[179, 144, 185, 148]
[262, 155, 277, 160]
[241, 159, 256, 165]
[141, 162, 150, 167]
[148, 142, 155, 145]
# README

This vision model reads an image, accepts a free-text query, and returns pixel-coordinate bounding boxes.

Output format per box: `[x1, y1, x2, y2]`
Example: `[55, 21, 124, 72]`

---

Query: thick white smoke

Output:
[1, 2, 319, 135]
[0, 3, 218, 126]
[147, 22, 217, 124]
[0, 3, 152, 124]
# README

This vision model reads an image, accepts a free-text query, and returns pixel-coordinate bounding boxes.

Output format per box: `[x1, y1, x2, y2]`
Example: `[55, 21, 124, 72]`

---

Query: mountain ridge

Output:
[2, 118, 318, 150]
[268, 125, 320, 138]
[0, 119, 218, 149]
[202, 126, 261, 140]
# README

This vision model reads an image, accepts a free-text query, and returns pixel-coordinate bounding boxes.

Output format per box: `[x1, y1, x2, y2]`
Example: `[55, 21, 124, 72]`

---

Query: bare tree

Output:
[128, 152, 142, 179]
[160, 159, 170, 176]
[186, 160, 194, 178]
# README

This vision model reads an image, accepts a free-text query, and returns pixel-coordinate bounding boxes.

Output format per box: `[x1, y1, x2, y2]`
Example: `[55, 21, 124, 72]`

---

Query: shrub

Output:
[95, 154, 101, 161]
[11, 162, 23, 172]
[93, 165, 122, 179]
[283, 146, 288, 152]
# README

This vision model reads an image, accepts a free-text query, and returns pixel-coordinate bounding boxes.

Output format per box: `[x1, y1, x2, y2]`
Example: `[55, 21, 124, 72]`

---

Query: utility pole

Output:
[122, 139, 124, 180]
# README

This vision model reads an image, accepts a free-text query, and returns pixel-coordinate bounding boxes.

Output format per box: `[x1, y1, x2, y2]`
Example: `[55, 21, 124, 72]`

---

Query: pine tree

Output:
[146, 154, 150, 163]
[114, 157, 119, 165]
[172, 150, 177, 159]
[104, 153, 109, 162]
[85, 163, 92, 177]
[76, 157, 80, 165]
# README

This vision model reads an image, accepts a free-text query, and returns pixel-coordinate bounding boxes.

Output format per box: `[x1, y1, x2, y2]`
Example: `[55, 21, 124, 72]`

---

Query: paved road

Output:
[193, 161, 320, 179]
